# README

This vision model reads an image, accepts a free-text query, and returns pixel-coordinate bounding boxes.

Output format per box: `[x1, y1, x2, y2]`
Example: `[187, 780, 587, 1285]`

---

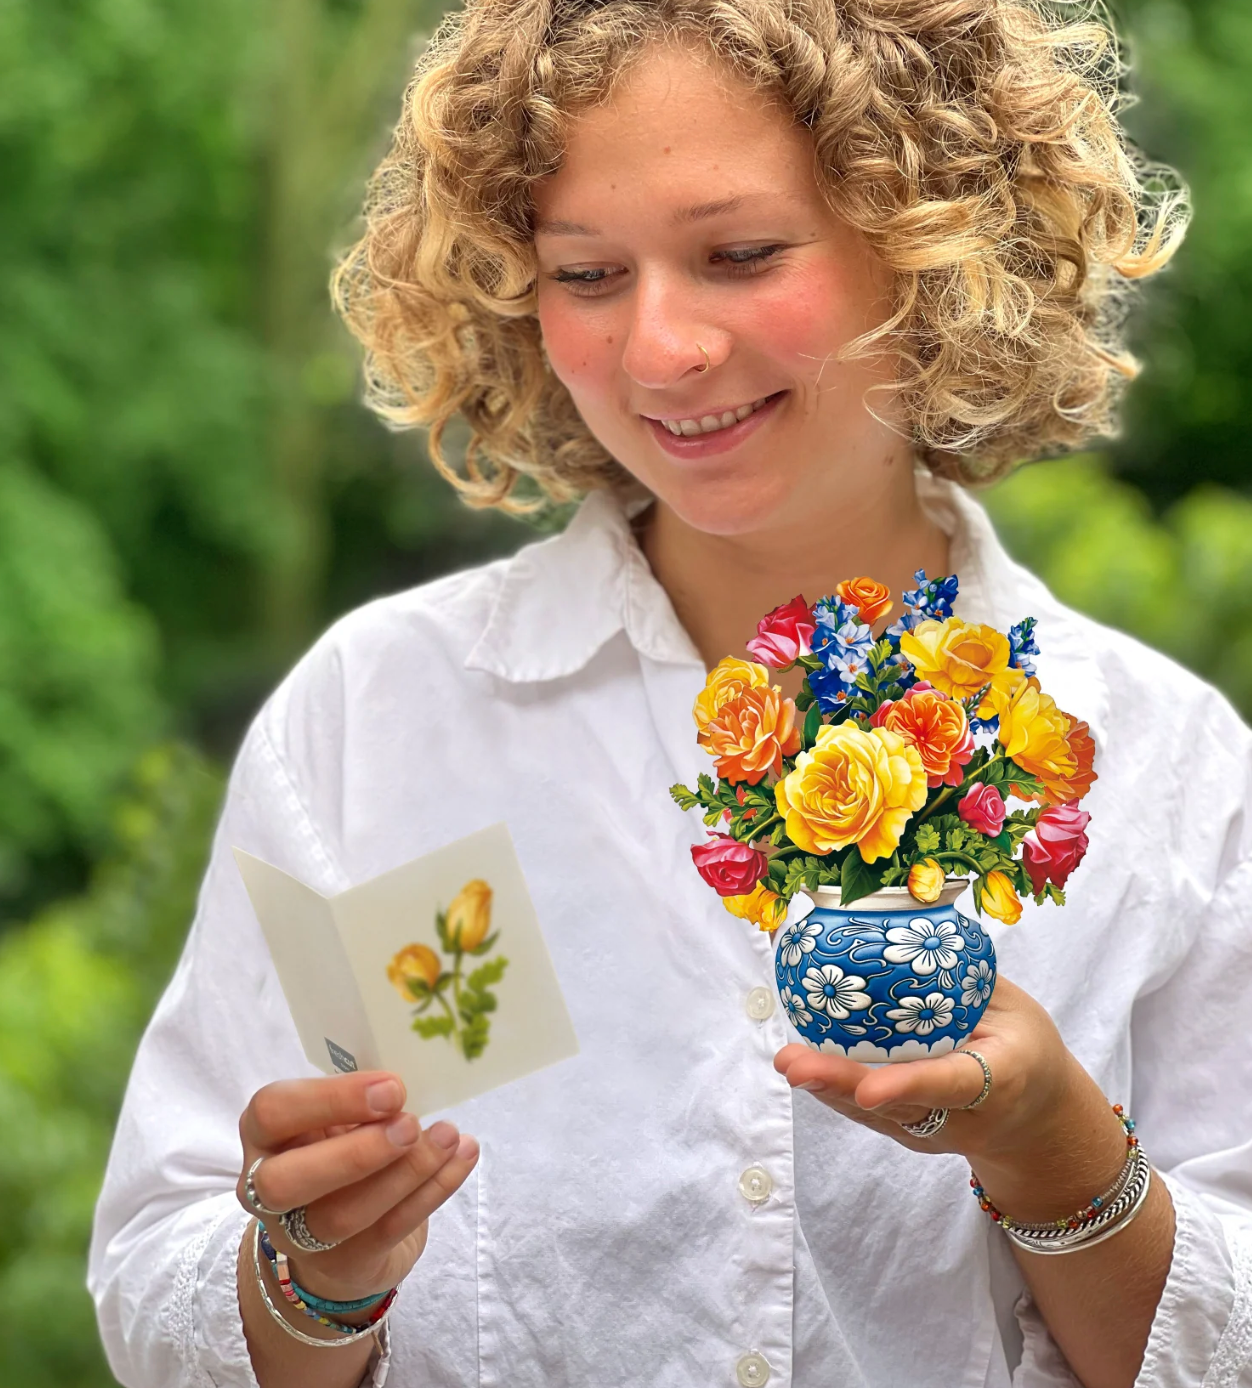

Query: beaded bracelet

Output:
[257, 1225, 397, 1337]
[970, 1104, 1150, 1253]
[255, 1226, 388, 1315]
[250, 1221, 388, 1350]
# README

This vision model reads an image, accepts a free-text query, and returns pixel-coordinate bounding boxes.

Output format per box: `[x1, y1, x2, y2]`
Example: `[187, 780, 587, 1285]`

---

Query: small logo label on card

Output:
[325, 1039, 358, 1073]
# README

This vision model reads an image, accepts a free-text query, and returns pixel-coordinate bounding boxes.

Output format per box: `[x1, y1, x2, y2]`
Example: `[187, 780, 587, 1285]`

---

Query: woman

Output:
[89, 2, 1251, 1386]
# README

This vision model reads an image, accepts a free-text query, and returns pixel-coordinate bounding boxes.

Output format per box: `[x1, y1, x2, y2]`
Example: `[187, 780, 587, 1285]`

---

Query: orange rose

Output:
[981, 674, 1079, 799]
[835, 576, 894, 625]
[871, 687, 975, 788]
[723, 882, 787, 932]
[1036, 718, 1097, 806]
[694, 657, 770, 739]
[703, 684, 801, 785]
[387, 943, 441, 999]
[775, 723, 927, 862]
[899, 618, 1011, 699]
[980, 870, 1023, 925]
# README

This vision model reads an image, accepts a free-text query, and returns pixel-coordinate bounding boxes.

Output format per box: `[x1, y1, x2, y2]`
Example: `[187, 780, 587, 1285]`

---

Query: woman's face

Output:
[534, 44, 903, 538]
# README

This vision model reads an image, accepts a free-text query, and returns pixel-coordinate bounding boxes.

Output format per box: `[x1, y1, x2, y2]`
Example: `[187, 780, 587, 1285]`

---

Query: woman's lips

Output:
[643, 391, 786, 459]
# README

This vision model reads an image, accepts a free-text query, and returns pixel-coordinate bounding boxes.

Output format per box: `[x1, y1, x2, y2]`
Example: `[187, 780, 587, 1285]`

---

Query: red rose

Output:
[691, 834, 769, 897]
[958, 781, 1006, 836]
[1023, 802, 1091, 895]
[745, 595, 816, 669]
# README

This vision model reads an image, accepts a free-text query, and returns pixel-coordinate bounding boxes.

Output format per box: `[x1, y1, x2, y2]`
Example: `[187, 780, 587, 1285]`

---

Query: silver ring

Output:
[899, 1107, 949, 1138]
[957, 1049, 993, 1110]
[243, 1157, 288, 1217]
[280, 1204, 340, 1253]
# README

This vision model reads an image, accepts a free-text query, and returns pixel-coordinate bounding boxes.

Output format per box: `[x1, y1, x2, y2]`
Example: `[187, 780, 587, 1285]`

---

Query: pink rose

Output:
[958, 781, 1006, 836]
[746, 595, 816, 669]
[691, 834, 769, 897]
[1023, 802, 1090, 895]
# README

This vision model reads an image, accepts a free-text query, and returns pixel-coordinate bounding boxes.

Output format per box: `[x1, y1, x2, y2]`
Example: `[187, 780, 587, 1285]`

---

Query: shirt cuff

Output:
[1135, 1170, 1252, 1387]
[190, 1202, 391, 1388]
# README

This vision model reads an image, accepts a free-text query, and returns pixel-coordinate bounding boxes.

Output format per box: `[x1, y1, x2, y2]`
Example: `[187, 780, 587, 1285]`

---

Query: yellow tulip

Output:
[907, 858, 946, 904]
[723, 882, 787, 932]
[447, 878, 493, 951]
[980, 870, 1023, 925]
[387, 943, 441, 999]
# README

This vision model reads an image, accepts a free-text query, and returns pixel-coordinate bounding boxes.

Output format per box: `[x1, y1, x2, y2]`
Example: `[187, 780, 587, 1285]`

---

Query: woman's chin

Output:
[655, 474, 800, 538]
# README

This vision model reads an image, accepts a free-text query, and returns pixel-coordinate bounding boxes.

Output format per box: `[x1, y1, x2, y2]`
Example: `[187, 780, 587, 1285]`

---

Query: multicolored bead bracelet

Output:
[250, 1220, 390, 1350]
[970, 1104, 1152, 1254]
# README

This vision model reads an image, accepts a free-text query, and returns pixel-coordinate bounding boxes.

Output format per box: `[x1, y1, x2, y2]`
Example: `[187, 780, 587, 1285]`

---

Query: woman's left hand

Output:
[774, 973, 1127, 1217]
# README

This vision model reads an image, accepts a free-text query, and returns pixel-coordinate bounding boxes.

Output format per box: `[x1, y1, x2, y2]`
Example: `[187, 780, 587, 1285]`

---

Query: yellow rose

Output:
[907, 858, 946, 904]
[899, 618, 1011, 699]
[447, 878, 493, 951]
[387, 943, 441, 999]
[980, 674, 1077, 792]
[723, 882, 787, 932]
[694, 657, 771, 739]
[980, 870, 1023, 925]
[775, 723, 927, 863]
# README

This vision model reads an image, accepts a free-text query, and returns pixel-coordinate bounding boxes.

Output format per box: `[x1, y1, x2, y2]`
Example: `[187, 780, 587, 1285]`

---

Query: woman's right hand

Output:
[236, 1069, 478, 1302]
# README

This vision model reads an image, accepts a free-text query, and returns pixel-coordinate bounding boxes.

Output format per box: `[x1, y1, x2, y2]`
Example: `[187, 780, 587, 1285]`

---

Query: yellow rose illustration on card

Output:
[387, 879, 508, 1060]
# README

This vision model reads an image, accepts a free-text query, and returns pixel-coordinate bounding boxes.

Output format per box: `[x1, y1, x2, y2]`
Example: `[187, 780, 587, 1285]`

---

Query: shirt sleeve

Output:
[86, 704, 390, 1388]
[1129, 853, 1252, 1387]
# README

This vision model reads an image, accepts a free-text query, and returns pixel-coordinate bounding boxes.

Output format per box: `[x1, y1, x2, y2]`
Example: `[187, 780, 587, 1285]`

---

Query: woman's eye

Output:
[549, 267, 622, 297]
[714, 245, 785, 276]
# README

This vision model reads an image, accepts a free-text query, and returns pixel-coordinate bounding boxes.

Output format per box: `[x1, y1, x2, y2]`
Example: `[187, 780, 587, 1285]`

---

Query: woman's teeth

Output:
[659, 397, 770, 436]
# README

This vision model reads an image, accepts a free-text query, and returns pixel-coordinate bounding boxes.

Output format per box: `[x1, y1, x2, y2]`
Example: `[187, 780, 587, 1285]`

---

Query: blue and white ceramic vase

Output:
[774, 880, 996, 1062]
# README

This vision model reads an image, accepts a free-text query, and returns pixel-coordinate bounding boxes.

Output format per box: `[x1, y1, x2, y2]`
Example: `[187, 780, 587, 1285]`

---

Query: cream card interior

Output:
[233, 823, 578, 1114]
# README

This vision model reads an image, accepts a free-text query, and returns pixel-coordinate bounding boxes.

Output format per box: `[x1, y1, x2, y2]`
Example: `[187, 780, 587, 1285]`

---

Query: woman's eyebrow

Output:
[535, 192, 780, 238]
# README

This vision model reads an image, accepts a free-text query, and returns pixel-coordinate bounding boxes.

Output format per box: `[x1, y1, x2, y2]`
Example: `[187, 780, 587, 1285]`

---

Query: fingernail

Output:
[385, 1114, 419, 1147]
[456, 1134, 479, 1161]
[798, 1080, 826, 1092]
[428, 1121, 460, 1150]
[366, 1079, 402, 1114]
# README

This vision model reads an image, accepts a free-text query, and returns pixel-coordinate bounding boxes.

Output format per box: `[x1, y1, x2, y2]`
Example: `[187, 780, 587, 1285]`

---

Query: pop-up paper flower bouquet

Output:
[670, 574, 1095, 1061]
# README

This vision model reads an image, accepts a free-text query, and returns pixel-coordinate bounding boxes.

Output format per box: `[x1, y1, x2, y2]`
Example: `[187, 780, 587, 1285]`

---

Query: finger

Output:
[244, 1111, 422, 1212]
[293, 1121, 463, 1248]
[369, 1134, 481, 1248]
[242, 1071, 406, 1152]
[853, 1049, 991, 1115]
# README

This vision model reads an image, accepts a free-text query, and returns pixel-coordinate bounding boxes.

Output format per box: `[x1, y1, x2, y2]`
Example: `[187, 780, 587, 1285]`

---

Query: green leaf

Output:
[839, 852, 885, 907]
[412, 1015, 454, 1039]
[435, 910, 450, 952]
[405, 977, 431, 1001]
[795, 686, 814, 712]
[915, 823, 941, 854]
[802, 702, 823, 751]
[467, 956, 508, 991]
[467, 931, 499, 956]
[697, 773, 717, 797]
[670, 783, 700, 811]
[703, 808, 724, 828]
[461, 1013, 491, 1060]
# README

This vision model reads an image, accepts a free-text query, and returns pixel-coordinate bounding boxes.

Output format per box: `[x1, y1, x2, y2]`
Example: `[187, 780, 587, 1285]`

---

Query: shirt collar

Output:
[465, 489, 700, 682]
[466, 475, 1107, 740]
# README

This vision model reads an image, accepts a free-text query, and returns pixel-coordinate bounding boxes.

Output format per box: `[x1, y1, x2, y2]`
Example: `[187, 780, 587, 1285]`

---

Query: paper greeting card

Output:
[234, 823, 578, 1114]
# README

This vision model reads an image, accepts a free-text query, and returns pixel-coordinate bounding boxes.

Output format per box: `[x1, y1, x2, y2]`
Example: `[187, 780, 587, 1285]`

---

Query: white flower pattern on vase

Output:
[780, 986, 812, 1030]
[886, 992, 956, 1036]
[883, 917, 966, 976]
[801, 964, 873, 1020]
[777, 919, 822, 968]
[960, 959, 994, 1008]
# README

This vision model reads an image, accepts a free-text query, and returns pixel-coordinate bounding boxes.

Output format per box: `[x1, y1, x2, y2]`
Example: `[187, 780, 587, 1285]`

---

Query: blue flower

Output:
[808, 663, 851, 712]
[901, 569, 960, 622]
[1008, 617, 1039, 677]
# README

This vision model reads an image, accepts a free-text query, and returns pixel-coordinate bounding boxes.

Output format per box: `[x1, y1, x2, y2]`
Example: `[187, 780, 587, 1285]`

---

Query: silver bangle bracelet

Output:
[1003, 1161, 1153, 1256]
[250, 1221, 387, 1350]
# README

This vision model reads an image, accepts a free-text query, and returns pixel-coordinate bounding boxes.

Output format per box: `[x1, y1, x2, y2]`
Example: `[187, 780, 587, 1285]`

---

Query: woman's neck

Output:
[640, 460, 950, 671]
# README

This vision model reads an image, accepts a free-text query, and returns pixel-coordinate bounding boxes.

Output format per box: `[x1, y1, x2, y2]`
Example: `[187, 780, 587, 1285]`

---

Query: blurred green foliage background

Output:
[0, 0, 1248, 1381]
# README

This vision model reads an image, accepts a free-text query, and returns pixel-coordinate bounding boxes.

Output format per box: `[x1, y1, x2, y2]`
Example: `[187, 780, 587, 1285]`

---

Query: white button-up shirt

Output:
[90, 475, 1252, 1387]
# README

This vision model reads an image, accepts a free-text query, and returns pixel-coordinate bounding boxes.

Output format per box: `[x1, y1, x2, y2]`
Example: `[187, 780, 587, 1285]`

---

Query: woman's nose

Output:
[619, 275, 727, 388]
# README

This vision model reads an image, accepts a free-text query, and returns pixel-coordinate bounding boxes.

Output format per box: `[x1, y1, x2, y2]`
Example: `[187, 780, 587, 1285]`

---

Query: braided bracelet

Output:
[258, 1225, 397, 1336]
[255, 1226, 388, 1315]
[250, 1221, 387, 1350]
[970, 1104, 1150, 1253]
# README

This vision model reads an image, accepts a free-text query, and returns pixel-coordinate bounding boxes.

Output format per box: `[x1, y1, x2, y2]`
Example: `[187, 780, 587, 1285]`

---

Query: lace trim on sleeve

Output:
[1203, 1233, 1252, 1388]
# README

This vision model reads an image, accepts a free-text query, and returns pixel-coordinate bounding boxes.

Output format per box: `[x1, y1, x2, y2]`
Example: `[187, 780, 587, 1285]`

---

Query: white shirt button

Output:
[744, 986, 775, 1020]
[737, 1165, 774, 1205]
[736, 1351, 771, 1386]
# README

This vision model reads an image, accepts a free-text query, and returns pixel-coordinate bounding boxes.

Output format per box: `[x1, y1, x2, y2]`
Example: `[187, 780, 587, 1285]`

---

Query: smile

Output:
[651, 396, 772, 437]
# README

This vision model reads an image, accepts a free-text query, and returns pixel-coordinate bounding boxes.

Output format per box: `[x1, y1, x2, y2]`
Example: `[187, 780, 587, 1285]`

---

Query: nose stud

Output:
[694, 342, 711, 373]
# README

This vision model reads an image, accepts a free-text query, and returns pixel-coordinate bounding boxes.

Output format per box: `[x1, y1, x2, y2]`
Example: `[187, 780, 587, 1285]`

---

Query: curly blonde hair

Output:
[333, 0, 1186, 510]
